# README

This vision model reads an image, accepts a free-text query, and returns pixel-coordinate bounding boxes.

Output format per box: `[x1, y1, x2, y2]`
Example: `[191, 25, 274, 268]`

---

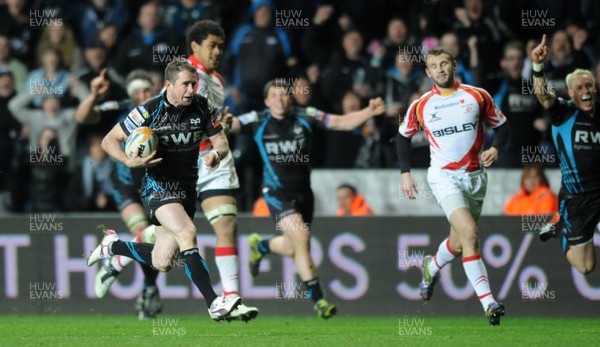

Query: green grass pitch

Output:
[0, 315, 598, 346]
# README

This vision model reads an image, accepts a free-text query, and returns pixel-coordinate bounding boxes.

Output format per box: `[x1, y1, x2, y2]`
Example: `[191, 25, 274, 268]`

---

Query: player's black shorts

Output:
[140, 176, 197, 226]
[262, 186, 314, 226]
[198, 188, 238, 202]
[558, 188, 600, 250]
[110, 163, 144, 211]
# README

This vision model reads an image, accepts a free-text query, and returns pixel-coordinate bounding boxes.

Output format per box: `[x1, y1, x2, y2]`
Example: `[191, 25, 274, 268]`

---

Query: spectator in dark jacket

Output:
[0, 68, 28, 211]
[165, 0, 211, 34]
[492, 41, 544, 168]
[112, 2, 182, 76]
[97, 24, 121, 58]
[544, 30, 591, 98]
[30, 128, 65, 212]
[291, 76, 327, 167]
[70, 0, 129, 47]
[0, 0, 39, 67]
[319, 30, 378, 109]
[225, 0, 293, 112]
[74, 41, 126, 103]
[322, 90, 364, 168]
[440, 31, 479, 86]
[383, 50, 425, 118]
[369, 17, 414, 71]
[0, 70, 21, 194]
[0, 70, 19, 139]
[299, 4, 342, 68]
[453, 0, 507, 81]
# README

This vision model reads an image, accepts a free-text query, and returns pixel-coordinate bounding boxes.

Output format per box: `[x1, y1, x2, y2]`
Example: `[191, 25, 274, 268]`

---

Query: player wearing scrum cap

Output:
[532, 34, 600, 276]
[75, 68, 163, 319]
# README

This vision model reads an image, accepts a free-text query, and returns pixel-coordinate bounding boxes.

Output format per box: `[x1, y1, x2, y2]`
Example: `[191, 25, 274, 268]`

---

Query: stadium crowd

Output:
[0, 0, 597, 212]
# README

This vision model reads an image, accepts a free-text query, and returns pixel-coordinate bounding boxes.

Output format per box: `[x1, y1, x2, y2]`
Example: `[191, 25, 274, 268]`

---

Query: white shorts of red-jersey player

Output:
[427, 167, 487, 221]
[399, 81, 507, 220]
[188, 55, 240, 196]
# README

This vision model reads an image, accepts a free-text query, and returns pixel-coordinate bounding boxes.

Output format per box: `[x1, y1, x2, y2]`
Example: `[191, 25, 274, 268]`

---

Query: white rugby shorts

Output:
[427, 167, 487, 221]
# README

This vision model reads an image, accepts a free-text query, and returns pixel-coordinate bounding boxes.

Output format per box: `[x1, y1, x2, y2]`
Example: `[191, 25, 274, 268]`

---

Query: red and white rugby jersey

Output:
[188, 55, 226, 152]
[398, 81, 506, 172]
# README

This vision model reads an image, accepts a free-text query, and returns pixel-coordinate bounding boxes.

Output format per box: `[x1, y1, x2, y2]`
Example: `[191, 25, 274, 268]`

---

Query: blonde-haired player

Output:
[532, 34, 600, 275]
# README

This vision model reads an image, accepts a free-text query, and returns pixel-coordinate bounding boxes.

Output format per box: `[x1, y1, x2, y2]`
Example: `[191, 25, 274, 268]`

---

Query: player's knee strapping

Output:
[205, 204, 237, 224]
[126, 212, 149, 234]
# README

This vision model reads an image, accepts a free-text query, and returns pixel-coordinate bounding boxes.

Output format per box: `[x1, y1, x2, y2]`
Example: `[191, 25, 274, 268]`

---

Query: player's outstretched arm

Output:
[531, 34, 556, 110]
[101, 123, 162, 168]
[75, 68, 110, 124]
[326, 97, 385, 131]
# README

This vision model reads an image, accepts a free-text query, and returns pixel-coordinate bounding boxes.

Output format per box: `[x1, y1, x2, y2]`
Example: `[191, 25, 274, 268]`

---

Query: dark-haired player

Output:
[225, 80, 385, 319]
[94, 20, 259, 322]
[188, 20, 258, 321]
[88, 60, 240, 321]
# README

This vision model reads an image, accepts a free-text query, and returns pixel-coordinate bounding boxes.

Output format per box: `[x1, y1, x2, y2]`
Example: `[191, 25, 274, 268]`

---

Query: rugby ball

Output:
[125, 126, 158, 158]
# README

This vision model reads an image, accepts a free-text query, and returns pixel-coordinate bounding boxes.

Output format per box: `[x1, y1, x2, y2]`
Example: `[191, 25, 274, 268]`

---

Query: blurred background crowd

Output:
[0, 0, 597, 213]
